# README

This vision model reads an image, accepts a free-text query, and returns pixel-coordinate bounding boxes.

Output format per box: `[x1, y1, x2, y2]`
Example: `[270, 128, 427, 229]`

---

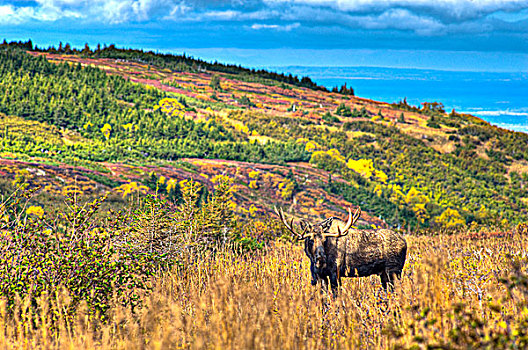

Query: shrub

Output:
[0, 186, 160, 318]
[322, 112, 340, 124]
[210, 74, 222, 91]
[238, 95, 254, 107]
[336, 103, 353, 117]
[134, 175, 260, 255]
[427, 115, 441, 128]
[82, 171, 123, 188]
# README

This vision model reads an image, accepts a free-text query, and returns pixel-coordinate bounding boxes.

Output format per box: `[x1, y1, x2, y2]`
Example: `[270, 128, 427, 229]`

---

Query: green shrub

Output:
[427, 116, 441, 128]
[322, 112, 340, 124]
[0, 186, 160, 318]
[83, 171, 123, 188]
[336, 103, 353, 117]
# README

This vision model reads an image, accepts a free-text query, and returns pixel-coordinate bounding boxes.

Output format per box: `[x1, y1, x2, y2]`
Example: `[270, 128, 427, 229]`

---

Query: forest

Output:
[1, 39, 330, 92]
[1, 42, 528, 230]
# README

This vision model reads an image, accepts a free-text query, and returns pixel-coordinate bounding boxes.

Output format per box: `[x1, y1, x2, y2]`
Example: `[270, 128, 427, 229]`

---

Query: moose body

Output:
[276, 207, 407, 293]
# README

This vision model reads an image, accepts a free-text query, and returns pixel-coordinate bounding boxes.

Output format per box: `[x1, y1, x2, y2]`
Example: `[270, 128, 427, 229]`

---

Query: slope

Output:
[0, 44, 527, 230]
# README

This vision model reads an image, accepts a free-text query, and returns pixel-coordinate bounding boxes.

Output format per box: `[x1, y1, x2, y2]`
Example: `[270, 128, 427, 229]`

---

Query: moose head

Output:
[274, 207, 361, 275]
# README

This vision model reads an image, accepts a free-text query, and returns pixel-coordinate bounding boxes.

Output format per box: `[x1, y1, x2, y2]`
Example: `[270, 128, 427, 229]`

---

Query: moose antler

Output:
[274, 206, 310, 240]
[325, 207, 361, 237]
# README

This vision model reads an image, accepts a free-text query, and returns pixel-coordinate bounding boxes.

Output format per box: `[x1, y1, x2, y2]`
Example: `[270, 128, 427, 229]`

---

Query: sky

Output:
[1, 0, 528, 71]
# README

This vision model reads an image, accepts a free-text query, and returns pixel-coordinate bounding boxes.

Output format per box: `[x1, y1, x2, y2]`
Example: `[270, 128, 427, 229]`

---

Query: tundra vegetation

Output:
[0, 40, 527, 348]
[1, 185, 528, 349]
[1, 43, 528, 230]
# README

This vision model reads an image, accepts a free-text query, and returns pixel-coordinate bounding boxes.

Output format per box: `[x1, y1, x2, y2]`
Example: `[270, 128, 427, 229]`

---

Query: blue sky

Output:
[1, 0, 528, 71]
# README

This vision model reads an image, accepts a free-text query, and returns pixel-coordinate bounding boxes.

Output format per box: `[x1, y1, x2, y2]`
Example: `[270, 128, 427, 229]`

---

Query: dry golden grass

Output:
[429, 140, 456, 154]
[1, 233, 527, 349]
[345, 130, 374, 140]
[507, 160, 528, 176]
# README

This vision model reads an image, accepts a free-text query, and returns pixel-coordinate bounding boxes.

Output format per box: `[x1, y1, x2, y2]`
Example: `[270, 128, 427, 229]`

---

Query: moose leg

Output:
[390, 271, 401, 284]
[310, 261, 318, 286]
[329, 273, 340, 296]
[319, 276, 330, 294]
[380, 270, 390, 291]
[381, 270, 399, 292]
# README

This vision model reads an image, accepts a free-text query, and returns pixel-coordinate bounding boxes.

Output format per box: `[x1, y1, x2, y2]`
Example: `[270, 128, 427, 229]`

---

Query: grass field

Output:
[1, 232, 526, 349]
[0, 47, 527, 349]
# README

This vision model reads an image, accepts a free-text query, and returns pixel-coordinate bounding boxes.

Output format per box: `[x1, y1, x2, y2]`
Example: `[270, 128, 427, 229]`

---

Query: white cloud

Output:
[90, 0, 190, 24]
[350, 8, 446, 35]
[263, 0, 528, 34]
[264, 0, 528, 19]
[251, 22, 300, 31]
[0, 5, 21, 24]
[178, 7, 281, 22]
[0, 2, 82, 24]
[1, 0, 528, 35]
[202, 10, 241, 20]
[0, 0, 189, 24]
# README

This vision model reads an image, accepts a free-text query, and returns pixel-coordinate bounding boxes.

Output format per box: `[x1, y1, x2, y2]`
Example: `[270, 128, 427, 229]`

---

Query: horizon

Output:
[1, 1, 528, 72]
[6, 39, 528, 74]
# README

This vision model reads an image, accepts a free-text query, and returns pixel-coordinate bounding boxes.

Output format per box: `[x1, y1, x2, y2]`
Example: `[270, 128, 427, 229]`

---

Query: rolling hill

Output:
[1, 41, 527, 231]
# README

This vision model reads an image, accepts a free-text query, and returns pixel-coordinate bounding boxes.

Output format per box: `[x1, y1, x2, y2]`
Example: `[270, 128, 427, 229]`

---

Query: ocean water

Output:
[271, 66, 528, 133]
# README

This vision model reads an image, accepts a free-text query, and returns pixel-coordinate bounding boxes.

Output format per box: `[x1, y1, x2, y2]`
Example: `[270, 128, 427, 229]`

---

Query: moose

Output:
[275, 206, 407, 293]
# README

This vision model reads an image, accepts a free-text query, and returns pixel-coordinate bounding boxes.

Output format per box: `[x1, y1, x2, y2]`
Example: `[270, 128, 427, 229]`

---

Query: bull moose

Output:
[275, 206, 407, 293]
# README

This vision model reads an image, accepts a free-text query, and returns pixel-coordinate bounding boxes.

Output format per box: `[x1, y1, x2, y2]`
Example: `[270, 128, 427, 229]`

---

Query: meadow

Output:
[1, 186, 527, 349]
[1, 236, 527, 349]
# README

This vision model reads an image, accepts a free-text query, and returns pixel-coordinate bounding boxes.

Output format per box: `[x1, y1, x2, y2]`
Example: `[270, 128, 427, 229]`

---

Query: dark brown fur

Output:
[302, 217, 407, 293]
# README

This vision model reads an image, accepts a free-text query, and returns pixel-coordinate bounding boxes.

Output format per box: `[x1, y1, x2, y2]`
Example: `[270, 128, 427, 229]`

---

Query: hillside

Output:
[1, 43, 528, 230]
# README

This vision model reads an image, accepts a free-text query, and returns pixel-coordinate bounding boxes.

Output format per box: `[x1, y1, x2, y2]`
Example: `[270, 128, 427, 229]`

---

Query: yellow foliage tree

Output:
[248, 170, 260, 180]
[249, 204, 258, 217]
[326, 148, 345, 162]
[166, 178, 178, 194]
[388, 184, 405, 205]
[101, 123, 112, 140]
[347, 158, 388, 183]
[26, 206, 44, 218]
[405, 187, 429, 206]
[347, 158, 374, 178]
[376, 170, 388, 183]
[310, 148, 346, 171]
[305, 140, 322, 152]
[154, 98, 185, 118]
[234, 123, 250, 134]
[413, 203, 430, 224]
[212, 174, 231, 184]
[435, 208, 466, 229]
[115, 182, 149, 198]
[278, 180, 295, 200]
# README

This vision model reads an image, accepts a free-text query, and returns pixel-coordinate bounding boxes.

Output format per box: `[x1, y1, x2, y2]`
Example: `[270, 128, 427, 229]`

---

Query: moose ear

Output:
[319, 217, 334, 232]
